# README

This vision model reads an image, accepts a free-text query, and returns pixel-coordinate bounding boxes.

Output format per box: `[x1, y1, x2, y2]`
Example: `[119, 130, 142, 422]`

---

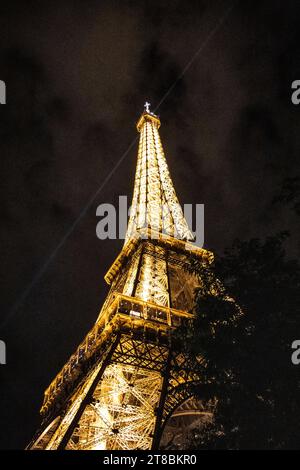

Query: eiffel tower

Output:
[28, 103, 215, 450]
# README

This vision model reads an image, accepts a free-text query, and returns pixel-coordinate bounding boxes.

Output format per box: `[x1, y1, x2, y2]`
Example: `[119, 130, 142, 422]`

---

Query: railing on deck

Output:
[41, 293, 193, 414]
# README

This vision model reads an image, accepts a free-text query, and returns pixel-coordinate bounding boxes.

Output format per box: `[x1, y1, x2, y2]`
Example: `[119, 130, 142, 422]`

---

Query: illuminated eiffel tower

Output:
[28, 104, 215, 450]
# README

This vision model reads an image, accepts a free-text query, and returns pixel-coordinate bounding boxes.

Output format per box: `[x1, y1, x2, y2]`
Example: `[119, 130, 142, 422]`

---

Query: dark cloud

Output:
[0, 0, 300, 449]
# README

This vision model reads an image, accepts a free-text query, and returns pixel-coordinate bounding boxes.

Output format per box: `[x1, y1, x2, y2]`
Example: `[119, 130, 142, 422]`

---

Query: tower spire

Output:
[144, 100, 151, 113]
[125, 105, 194, 244]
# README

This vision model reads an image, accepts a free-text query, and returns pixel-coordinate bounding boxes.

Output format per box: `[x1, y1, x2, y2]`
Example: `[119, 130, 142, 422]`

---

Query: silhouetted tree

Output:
[186, 232, 300, 449]
[273, 176, 300, 215]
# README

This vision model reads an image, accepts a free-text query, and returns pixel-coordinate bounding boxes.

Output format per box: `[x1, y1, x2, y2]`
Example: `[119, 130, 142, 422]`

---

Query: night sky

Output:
[0, 0, 300, 449]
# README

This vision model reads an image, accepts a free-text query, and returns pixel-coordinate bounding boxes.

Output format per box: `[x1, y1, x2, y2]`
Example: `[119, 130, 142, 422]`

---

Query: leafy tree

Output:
[185, 232, 300, 449]
[273, 176, 300, 215]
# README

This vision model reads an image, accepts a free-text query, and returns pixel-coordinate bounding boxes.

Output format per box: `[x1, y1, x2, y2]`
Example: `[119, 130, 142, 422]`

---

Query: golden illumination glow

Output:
[28, 108, 211, 451]
[125, 112, 194, 244]
[65, 364, 162, 450]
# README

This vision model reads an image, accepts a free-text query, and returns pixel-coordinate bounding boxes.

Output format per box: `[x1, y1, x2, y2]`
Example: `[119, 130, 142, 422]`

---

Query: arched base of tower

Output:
[159, 396, 216, 450]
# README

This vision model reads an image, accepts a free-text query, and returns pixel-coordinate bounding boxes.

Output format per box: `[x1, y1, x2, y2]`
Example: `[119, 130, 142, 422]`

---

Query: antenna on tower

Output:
[144, 101, 151, 113]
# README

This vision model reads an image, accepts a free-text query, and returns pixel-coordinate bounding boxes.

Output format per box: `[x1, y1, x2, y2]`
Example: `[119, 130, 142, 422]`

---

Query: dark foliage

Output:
[185, 232, 300, 449]
[273, 176, 300, 216]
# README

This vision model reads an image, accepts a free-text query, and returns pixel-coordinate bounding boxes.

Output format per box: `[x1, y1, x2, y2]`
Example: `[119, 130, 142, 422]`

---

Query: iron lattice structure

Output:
[28, 107, 215, 451]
